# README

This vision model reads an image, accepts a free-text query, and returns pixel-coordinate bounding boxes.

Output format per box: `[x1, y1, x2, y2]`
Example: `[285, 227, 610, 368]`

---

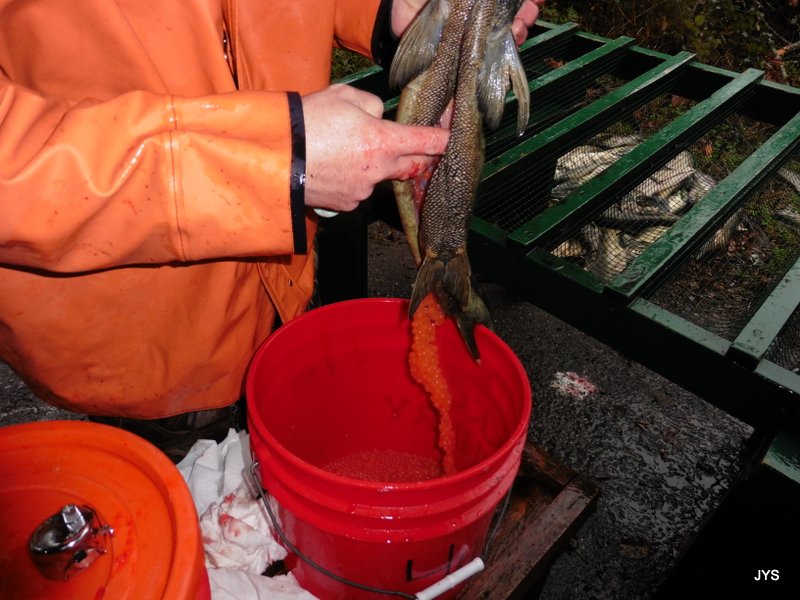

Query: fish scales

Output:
[391, 0, 529, 359]
[390, 0, 476, 269]
[420, 0, 490, 260]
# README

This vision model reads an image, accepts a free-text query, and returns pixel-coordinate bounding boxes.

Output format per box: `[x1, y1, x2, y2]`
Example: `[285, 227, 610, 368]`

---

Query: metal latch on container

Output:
[29, 504, 114, 581]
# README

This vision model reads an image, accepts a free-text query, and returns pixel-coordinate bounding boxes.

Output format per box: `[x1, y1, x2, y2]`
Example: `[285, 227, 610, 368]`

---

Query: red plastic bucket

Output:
[247, 298, 532, 599]
[0, 420, 210, 600]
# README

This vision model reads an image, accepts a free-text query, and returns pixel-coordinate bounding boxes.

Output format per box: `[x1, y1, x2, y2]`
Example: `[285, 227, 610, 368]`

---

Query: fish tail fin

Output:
[478, 28, 530, 135]
[389, 0, 450, 88]
[408, 256, 448, 319]
[409, 252, 492, 360]
[453, 286, 493, 362]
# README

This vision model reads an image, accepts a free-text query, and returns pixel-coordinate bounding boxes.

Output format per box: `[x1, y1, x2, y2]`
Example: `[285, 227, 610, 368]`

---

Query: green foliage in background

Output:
[331, 2, 799, 84]
[541, 0, 800, 85]
[331, 48, 375, 81]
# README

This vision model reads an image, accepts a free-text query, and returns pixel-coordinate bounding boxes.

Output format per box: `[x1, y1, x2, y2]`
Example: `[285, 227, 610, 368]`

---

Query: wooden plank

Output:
[518, 442, 577, 488]
[458, 443, 599, 599]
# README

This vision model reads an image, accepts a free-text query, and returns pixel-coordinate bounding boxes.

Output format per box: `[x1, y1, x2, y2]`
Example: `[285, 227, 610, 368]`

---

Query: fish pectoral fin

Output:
[509, 41, 531, 136]
[478, 29, 530, 134]
[389, 0, 450, 88]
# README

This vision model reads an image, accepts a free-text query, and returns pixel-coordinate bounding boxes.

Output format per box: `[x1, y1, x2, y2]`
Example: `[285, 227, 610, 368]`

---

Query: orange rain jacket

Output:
[0, 0, 392, 418]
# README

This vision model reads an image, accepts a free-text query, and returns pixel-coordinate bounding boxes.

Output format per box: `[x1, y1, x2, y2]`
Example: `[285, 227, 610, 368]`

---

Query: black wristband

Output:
[287, 91, 308, 255]
[371, 0, 400, 69]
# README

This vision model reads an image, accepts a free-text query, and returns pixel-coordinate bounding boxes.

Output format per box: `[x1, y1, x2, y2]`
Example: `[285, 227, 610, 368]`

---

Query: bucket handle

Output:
[247, 462, 488, 600]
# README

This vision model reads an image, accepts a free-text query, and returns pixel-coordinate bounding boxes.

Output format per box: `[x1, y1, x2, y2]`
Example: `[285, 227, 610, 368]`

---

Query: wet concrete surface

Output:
[0, 217, 795, 599]
[0, 363, 85, 426]
[366, 220, 794, 599]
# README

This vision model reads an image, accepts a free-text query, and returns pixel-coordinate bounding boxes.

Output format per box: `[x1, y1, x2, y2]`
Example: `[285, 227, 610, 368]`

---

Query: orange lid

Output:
[0, 421, 208, 600]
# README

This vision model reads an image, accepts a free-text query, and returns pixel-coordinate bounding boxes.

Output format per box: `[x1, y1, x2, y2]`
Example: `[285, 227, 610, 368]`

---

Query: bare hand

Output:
[512, 0, 546, 45]
[390, 0, 429, 37]
[302, 84, 449, 212]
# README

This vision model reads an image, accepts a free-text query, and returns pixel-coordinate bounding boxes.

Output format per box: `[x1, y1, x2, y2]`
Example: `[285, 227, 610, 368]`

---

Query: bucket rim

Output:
[246, 297, 532, 490]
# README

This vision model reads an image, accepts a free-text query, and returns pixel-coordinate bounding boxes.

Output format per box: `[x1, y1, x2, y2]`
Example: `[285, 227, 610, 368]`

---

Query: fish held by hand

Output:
[391, 0, 531, 359]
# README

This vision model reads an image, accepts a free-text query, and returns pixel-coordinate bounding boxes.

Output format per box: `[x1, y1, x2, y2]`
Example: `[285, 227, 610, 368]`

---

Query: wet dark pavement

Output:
[1, 217, 797, 599]
[366, 219, 795, 600]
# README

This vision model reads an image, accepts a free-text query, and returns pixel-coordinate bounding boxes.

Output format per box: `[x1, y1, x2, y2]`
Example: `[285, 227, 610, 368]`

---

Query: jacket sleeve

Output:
[0, 75, 305, 273]
[333, 0, 388, 60]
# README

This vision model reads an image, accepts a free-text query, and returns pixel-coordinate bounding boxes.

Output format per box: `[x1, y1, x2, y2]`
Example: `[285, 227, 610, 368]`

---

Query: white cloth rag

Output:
[177, 429, 318, 600]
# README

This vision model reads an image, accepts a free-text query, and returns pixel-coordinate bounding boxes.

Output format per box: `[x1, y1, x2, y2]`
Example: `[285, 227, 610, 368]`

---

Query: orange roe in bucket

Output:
[409, 292, 457, 475]
[324, 449, 442, 482]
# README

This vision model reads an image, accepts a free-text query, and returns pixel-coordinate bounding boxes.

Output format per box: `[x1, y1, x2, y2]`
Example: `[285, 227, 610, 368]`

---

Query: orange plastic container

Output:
[247, 298, 532, 599]
[0, 420, 210, 600]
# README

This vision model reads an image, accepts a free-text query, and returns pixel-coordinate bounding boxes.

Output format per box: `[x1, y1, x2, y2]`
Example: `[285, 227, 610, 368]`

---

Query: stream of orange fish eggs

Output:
[324, 293, 457, 482]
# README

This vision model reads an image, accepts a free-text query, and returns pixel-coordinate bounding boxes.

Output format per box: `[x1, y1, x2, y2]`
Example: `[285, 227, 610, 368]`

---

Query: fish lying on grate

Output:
[545, 133, 800, 282]
[775, 167, 800, 226]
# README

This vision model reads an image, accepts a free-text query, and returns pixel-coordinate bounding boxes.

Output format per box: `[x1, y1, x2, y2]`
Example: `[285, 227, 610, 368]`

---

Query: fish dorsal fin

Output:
[389, 0, 451, 88]
[477, 22, 530, 134]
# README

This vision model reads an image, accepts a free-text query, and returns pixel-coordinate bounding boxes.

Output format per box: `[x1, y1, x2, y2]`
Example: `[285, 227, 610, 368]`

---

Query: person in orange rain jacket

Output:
[0, 0, 544, 459]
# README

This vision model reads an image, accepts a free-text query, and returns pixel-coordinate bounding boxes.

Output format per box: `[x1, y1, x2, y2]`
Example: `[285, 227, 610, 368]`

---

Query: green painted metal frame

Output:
[762, 430, 800, 485]
[481, 49, 695, 182]
[485, 33, 636, 156]
[338, 21, 800, 434]
[504, 67, 762, 249]
[728, 255, 800, 369]
[475, 24, 800, 433]
[607, 110, 800, 300]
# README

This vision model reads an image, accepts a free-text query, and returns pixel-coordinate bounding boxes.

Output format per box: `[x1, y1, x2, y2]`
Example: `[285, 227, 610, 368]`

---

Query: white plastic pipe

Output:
[414, 557, 485, 600]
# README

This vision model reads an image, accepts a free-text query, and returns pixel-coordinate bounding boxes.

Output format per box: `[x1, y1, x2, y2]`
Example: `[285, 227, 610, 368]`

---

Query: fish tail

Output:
[389, 0, 450, 88]
[409, 252, 492, 360]
[453, 286, 493, 362]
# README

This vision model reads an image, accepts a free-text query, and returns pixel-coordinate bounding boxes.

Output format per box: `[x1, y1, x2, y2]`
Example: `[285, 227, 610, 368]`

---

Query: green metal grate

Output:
[765, 305, 800, 374]
[344, 21, 800, 432]
[647, 151, 800, 340]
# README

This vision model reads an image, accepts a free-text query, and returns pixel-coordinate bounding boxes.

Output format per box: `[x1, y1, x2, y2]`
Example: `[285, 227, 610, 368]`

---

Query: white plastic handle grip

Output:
[413, 557, 485, 600]
[313, 208, 339, 218]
